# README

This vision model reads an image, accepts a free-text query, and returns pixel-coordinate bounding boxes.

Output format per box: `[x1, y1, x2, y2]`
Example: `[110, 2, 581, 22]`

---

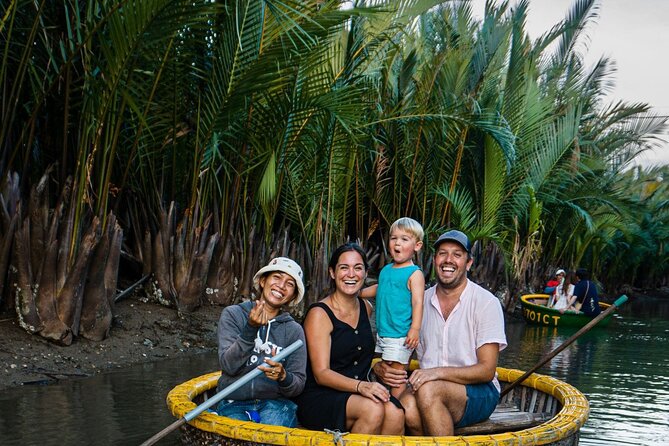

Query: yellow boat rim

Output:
[166, 367, 590, 445]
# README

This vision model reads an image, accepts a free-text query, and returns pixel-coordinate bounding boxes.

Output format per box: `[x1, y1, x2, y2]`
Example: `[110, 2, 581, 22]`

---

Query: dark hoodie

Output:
[216, 300, 307, 400]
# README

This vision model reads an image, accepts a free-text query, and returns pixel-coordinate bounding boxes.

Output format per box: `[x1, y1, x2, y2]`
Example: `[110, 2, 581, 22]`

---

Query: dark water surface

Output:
[499, 295, 669, 445]
[0, 352, 215, 446]
[1, 295, 668, 445]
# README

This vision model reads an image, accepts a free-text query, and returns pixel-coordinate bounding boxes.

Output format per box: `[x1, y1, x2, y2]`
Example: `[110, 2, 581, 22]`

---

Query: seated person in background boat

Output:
[216, 257, 307, 427]
[572, 268, 602, 317]
[550, 270, 578, 312]
[373, 230, 507, 436]
[359, 217, 425, 400]
[543, 269, 565, 294]
[294, 243, 404, 435]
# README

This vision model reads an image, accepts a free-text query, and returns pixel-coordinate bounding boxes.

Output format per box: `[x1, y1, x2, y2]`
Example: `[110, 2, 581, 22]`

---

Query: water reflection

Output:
[1, 296, 668, 445]
[500, 298, 669, 445]
[0, 353, 218, 446]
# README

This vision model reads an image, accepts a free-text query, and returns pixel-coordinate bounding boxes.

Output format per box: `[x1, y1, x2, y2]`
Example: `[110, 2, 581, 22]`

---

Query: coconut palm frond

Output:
[552, 0, 599, 69]
[432, 184, 477, 233]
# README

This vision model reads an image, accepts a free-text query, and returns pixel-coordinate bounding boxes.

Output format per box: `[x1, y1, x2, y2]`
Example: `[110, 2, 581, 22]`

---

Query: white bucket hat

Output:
[253, 257, 305, 307]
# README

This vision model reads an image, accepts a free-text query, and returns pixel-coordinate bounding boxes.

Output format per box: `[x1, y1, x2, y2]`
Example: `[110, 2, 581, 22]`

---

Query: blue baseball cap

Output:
[433, 230, 471, 253]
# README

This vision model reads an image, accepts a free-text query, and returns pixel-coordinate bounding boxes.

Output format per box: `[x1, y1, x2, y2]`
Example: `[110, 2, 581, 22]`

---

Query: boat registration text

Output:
[523, 308, 560, 325]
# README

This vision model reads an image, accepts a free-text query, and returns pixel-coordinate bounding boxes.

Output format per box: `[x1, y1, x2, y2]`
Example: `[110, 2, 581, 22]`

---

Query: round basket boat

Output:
[166, 367, 589, 446]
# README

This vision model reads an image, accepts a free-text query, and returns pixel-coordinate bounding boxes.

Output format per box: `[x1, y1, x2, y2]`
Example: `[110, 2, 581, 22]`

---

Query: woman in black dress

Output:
[295, 243, 404, 434]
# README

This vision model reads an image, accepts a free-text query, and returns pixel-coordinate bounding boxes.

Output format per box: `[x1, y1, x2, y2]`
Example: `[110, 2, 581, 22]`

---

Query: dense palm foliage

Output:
[1, 0, 667, 341]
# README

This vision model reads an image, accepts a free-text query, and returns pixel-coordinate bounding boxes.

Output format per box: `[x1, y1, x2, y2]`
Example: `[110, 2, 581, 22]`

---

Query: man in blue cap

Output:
[374, 230, 507, 435]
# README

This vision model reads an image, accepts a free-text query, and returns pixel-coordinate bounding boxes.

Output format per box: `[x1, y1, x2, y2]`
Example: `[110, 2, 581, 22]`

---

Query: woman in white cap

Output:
[544, 269, 565, 294]
[215, 257, 307, 427]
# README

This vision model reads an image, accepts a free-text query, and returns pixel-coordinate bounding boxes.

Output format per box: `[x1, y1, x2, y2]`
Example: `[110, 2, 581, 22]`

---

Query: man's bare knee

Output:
[415, 381, 442, 405]
[415, 381, 466, 412]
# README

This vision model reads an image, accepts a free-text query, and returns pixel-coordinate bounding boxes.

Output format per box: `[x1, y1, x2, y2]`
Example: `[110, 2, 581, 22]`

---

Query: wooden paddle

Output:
[500, 294, 628, 398]
[140, 339, 304, 446]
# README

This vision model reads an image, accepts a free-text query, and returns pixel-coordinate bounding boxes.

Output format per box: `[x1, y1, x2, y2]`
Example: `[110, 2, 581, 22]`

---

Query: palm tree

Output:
[1, 0, 667, 345]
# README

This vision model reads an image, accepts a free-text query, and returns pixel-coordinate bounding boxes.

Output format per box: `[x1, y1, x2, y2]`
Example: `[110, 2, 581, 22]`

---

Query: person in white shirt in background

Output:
[550, 270, 578, 312]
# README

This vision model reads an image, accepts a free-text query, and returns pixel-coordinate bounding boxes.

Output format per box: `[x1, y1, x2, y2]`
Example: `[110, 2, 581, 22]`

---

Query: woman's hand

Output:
[357, 380, 390, 403]
[248, 300, 269, 327]
[258, 358, 286, 381]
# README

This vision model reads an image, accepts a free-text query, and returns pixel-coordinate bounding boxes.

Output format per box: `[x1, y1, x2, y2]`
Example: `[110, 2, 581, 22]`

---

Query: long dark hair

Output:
[327, 243, 369, 287]
[563, 271, 577, 289]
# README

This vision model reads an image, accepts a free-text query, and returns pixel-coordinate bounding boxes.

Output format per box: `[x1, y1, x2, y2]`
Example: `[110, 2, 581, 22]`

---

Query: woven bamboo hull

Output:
[520, 294, 613, 328]
[166, 367, 589, 445]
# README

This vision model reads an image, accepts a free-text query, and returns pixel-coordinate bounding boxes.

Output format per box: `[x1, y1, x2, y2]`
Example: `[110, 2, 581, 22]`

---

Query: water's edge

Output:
[1, 297, 668, 446]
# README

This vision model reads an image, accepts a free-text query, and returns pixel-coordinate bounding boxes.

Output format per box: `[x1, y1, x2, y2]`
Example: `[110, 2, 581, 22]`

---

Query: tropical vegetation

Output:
[1, 0, 667, 344]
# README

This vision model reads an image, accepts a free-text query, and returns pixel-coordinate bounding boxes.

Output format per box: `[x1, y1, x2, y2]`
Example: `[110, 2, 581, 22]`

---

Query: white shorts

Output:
[375, 334, 413, 364]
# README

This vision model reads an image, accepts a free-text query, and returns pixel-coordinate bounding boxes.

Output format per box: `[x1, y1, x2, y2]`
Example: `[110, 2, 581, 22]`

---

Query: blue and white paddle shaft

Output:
[140, 339, 304, 446]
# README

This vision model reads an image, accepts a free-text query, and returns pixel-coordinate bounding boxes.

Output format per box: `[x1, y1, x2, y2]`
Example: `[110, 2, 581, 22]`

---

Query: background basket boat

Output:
[520, 294, 614, 328]
[166, 367, 589, 446]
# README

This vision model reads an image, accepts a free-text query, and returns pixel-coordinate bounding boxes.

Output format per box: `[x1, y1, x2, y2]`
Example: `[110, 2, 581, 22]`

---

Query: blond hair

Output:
[390, 217, 424, 242]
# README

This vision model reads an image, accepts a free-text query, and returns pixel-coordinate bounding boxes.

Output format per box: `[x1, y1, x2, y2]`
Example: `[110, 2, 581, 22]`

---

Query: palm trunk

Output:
[141, 202, 221, 312]
[56, 218, 101, 337]
[10, 172, 125, 345]
[0, 173, 20, 306]
[14, 219, 43, 333]
[80, 215, 123, 341]
[205, 230, 238, 306]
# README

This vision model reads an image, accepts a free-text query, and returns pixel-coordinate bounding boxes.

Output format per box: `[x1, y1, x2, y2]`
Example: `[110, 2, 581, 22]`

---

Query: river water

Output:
[1, 295, 668, 445]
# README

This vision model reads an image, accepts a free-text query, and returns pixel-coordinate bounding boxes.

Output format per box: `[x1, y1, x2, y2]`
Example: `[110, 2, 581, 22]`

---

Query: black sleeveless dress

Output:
[294, 298, 375, 431]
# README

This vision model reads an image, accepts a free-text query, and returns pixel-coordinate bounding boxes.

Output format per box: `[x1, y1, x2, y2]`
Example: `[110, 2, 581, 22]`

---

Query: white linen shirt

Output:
[417, 279, 507, 391]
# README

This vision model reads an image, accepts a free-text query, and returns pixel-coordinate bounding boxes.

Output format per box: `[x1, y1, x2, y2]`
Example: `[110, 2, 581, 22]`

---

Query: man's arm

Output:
[372, 360, 407, 388]
[374, 341, 500, 389]
[407, 343, 499, 389]
[573, 281, 586, 303]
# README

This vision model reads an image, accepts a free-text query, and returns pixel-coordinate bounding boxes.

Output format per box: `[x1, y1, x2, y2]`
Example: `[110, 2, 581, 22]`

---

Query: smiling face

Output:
[434, 240, 473, 291]
[329, 250, 367, 297]
[388, 228, 423, 267]
[258, 271, 298, 308]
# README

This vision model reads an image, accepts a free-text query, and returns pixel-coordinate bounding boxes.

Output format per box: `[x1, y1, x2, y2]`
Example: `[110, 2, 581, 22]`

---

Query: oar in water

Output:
[500, 294, 628, 398]
[140, 339, 304, 446]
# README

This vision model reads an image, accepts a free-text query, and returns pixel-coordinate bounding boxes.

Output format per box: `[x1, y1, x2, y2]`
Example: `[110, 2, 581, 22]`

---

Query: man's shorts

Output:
[454, 381, 500, 428]
[375, 335, 413, 364]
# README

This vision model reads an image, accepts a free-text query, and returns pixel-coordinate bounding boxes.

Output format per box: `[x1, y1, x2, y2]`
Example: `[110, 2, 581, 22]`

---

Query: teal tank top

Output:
[375, 263, 420, 338]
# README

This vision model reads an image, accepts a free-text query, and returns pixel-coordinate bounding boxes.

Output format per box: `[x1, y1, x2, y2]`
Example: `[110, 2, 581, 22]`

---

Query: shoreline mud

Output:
[0, 298, 221, 391]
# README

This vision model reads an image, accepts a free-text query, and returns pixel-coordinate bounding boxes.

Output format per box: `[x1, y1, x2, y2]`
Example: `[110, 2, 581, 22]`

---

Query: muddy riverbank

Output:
[0, 297, 221, 390]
